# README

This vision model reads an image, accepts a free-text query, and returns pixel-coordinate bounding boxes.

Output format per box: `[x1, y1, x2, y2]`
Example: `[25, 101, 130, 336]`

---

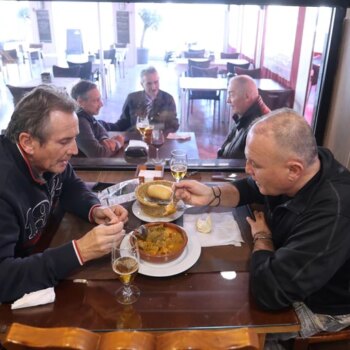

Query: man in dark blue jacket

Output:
[0, 85, 128, 303]
[175, 108, 350, 347]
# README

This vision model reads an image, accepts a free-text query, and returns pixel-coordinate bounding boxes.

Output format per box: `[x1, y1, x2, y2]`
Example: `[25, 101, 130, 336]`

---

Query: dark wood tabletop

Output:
[0, 172, 299, 349]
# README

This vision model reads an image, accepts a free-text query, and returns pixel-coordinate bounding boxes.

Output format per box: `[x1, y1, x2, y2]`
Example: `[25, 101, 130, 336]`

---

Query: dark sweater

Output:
[235, 147, 350, 315]
[100, 90, 179, 134]
[0, 136, 100, 302]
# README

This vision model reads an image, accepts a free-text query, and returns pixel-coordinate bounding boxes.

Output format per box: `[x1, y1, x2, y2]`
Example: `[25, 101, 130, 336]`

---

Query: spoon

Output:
[144, 196, 172, 206]
[133, 225, 148, 240]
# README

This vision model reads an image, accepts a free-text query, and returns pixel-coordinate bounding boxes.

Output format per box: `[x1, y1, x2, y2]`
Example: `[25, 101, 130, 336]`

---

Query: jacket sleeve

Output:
[250, 205, 350, 311]
[162, 94, 179, 134]
[0, 198, 81, 303]
[112, 95, 133, 131]
[76, 118, 115, 157]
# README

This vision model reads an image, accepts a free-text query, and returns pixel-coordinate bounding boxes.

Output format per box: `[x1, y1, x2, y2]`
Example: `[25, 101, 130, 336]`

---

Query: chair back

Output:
[3, 323, 259, 350]
[190, 66, 218, 78]
[187, 59, 211, 77]
[6, 85, 35, 106]
[184, 49, 205, 59]
[235, 67, 261, 79]
[220, 52, 240, 59]
[67, 61, 93, 80]
[227, 61, 250, 75]
[52, 65, 81, 78]
[95, 49, 116, 64]
[0, 49, 19, 65]
[259, 89, 294, 110]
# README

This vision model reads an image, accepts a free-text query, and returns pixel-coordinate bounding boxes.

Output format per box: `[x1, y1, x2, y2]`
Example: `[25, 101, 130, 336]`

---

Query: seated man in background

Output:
[176, 108, 350, 348]
[0, 85, 128, 303]
[217, 75, 270, 159]
[71, 80, 124, 157]
[100, 66, 179, 134]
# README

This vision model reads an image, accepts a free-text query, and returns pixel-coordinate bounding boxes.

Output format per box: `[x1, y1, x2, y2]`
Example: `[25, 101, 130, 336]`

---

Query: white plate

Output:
[132, 200, 185, 223]
[121, 233, 201, 277]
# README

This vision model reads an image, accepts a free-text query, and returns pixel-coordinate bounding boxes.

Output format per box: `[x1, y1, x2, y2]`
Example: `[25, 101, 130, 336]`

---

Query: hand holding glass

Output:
[111, 234, 140, 305]
[170, 150, 188, 182]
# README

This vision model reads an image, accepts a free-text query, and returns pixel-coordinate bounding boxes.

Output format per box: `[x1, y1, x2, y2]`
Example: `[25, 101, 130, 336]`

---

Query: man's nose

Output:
[69, 140, 79, 155]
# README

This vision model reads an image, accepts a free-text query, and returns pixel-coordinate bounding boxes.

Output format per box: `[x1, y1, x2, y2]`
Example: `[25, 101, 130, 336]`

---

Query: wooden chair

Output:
[234, 67, 261, 79]
[3, 323, 260, 350]
[52, 65, 81, 78]
[6, 85, 35, 106]
[227, 61, 251, 75]
[293, 326, 350, 350]
[258, 88, 294, 110]
[157, 328, 260, 350]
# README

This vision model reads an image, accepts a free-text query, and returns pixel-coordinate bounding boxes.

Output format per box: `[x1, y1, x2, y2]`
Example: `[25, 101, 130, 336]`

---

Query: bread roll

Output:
[147, 184, 173, 201]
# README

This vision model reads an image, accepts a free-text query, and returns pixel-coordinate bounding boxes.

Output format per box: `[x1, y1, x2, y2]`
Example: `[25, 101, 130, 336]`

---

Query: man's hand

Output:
[101, 139, 116, 152]
[174, 180, 213, 206]
[111, 134, 125, 149]
[92, 205, 128, 225]
[76, 222, 124, 262]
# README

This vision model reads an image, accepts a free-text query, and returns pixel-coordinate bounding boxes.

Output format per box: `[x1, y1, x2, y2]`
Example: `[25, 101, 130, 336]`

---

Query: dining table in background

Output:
[0, 170, 300, 350]
[12, 77, 80, 94]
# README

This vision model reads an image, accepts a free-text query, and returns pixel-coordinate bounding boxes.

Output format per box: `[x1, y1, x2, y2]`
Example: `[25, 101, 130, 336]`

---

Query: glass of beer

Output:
[111, 234, 140, 305]
[170, 150, 188, 182]
[136, 115, 149, 139]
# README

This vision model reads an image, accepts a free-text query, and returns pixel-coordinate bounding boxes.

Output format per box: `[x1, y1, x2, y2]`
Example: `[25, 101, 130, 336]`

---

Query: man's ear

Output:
[18, 132, 36, 155]
[287, 160, 304, 182]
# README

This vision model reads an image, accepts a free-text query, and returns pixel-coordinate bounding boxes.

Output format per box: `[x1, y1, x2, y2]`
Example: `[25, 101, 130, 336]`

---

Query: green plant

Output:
[138, 8, 161, 49]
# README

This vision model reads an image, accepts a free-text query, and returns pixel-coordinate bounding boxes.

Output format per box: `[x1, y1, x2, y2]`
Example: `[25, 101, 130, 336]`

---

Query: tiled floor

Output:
[0, 59, 228, 158]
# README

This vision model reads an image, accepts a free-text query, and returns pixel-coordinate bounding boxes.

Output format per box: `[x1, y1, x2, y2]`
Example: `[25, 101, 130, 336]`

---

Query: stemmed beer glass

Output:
[136, 115, 150, 140]
[111, 234, 140, 305]
[170, 150, 188, 182]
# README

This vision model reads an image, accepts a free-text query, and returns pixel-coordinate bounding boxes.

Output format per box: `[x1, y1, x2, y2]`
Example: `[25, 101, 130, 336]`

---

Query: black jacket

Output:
[0, 136, 100, 302]
[235, 147, 350, 315]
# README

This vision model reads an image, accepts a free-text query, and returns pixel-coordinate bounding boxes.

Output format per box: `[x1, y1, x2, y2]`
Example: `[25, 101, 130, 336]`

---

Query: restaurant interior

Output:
[1, 0, 350, 349]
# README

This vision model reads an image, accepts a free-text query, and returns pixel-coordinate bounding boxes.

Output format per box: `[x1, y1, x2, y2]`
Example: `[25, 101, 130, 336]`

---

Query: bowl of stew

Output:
[134, 222, 188, 263]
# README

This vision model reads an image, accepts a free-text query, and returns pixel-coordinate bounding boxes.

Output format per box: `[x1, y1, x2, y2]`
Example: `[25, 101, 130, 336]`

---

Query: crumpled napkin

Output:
[11, 287, 55, 310]
[183, 209, 243, 247]
[167, 132, 191, 140]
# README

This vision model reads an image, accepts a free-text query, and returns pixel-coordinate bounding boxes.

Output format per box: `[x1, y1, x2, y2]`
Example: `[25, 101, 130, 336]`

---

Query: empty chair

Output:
[67, 61, 93, 80]
[259, 88, 294, 110]
[95, 49, 116, 64]
[6, 84, 35, 106]
[227, 61, 251, 76]
[187, 58, 211, 77]
[184, 49, 205, 59]
[0, 49, 21, 81]
[52, 65, 81, 78]
[234, 67, 261, 79]
[187, 66, 221, 121]
[220, 52, 240, 59]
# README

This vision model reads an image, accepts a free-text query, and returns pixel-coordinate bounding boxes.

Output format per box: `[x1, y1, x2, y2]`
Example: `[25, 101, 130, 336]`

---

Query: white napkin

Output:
[167, 132, 191, 140]
[128, 140, 148, 149]
[11, 287, 55, 310]
[183, 208, 243, 247]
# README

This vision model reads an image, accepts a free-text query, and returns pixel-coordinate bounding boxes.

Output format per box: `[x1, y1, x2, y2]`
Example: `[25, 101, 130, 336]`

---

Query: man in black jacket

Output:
[218, 75, 270, 159]
[100, 66, 179, 134]
[175, 108, 350, 346]
[0, 85, 128, 303]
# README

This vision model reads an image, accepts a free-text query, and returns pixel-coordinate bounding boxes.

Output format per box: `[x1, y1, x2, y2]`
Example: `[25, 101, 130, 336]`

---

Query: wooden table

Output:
[0, 171, 300, 349]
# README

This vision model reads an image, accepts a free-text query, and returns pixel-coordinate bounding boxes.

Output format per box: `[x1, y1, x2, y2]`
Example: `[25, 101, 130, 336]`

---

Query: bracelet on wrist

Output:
[207, 186, 221, 207]
[253, 231, 272, 244]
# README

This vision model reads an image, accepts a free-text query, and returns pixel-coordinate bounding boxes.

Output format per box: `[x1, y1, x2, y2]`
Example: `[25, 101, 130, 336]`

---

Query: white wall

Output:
[323, 12, 350, 168]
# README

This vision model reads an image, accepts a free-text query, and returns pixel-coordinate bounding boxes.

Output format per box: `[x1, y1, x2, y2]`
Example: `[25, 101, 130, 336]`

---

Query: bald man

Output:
[217, 75, 270, 159]
[176, 108, 350, 345]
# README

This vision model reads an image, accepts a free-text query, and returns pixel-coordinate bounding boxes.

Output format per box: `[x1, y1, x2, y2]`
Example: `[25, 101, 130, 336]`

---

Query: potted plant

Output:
[137, 8, 161, 64]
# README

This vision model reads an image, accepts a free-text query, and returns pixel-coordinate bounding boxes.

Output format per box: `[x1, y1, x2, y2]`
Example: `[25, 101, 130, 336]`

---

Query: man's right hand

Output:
[75, 221, 124, 263]
[174, 180, 213, 206]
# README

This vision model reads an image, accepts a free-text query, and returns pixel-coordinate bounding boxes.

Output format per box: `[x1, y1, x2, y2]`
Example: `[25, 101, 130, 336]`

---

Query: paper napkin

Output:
[167, 132, 191, 140]
[11, 287, 55, 310]
[183, 209, 243, 247]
